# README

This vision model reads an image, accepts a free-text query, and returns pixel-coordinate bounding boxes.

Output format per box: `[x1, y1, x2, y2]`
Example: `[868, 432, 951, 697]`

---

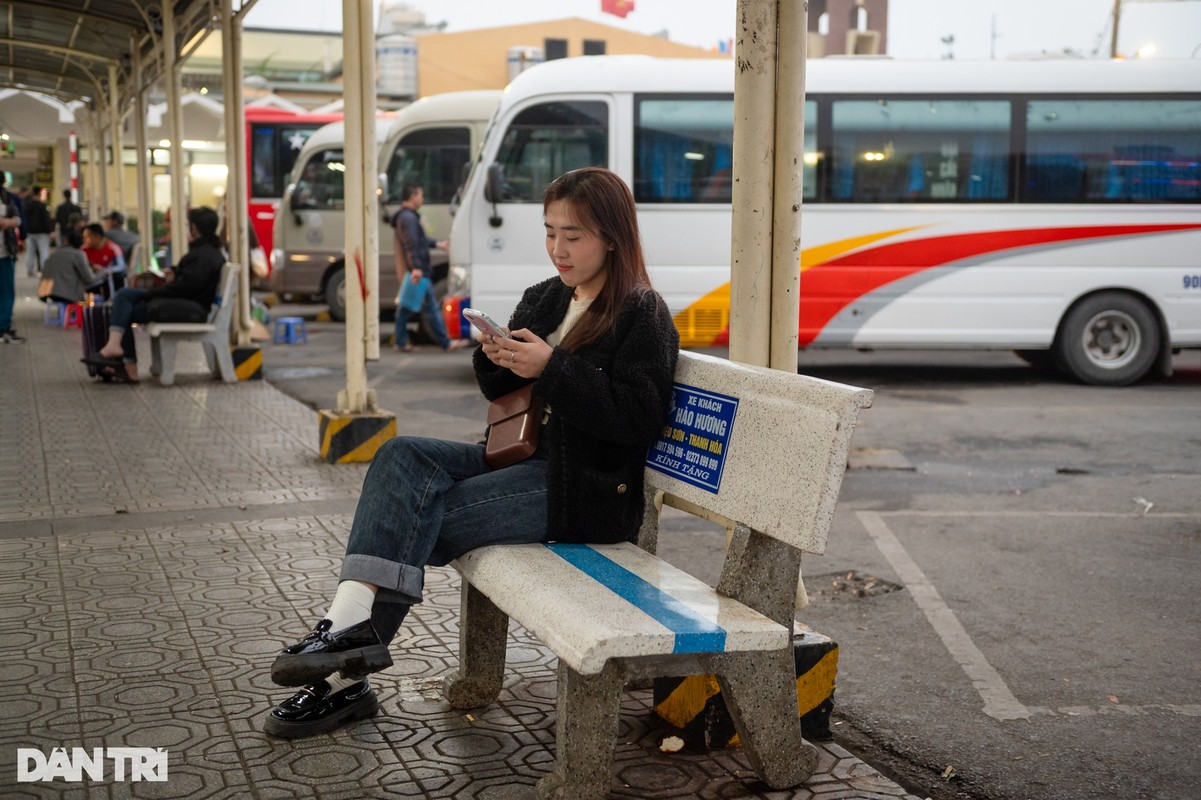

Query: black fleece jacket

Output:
[473, 277, 679, 544]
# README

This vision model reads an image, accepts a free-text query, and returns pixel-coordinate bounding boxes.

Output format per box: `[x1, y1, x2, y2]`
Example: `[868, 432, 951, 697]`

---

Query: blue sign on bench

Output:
[647, 383, 739, 494]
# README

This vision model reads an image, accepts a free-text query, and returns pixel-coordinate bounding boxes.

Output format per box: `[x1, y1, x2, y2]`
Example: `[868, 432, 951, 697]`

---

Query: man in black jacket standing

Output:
[24, 187, 55, 277]
[82, 206, 225, 382]
[54, 189, 82, 243]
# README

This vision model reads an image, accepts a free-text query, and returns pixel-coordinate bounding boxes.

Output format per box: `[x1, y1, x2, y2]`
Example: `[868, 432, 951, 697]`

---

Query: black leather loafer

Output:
[270, 618, 393, 686]
[264, 679, 378, 738]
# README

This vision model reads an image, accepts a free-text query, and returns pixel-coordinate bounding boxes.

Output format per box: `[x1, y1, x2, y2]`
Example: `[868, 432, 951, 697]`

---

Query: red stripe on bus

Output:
[707, 224, 1201, 348]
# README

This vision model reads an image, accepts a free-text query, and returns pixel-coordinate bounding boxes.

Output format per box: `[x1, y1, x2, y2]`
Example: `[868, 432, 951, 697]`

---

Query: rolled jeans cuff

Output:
[341, 554, 425, 605]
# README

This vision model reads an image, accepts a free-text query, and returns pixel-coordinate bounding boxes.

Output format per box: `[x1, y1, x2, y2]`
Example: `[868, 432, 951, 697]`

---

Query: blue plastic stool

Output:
[43, 301, 66, 326]
[273, 316, 308, 345]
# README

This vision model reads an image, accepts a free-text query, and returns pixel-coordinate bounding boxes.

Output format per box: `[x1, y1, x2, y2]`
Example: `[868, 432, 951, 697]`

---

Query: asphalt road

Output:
[258, 305, 1201, 800]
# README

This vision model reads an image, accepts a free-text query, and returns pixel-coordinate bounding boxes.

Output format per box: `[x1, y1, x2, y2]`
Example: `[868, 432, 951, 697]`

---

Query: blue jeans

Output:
[109, 287, 151, 363]
[394, 287, 450, 349]
[0, 256, 14, 331]
[342, 435, 549, 643]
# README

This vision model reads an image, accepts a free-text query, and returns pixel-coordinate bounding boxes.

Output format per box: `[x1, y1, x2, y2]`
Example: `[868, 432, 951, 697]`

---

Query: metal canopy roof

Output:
[0, 1, 222, 106]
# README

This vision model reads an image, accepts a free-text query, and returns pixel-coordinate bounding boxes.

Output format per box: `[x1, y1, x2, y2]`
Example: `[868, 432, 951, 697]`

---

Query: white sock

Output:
[324, 671, 363, 694]
[322, 580, 375, 632]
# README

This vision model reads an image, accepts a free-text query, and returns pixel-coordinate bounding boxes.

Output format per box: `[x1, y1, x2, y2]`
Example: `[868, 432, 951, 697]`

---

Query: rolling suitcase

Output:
[82, 301, 113, 380]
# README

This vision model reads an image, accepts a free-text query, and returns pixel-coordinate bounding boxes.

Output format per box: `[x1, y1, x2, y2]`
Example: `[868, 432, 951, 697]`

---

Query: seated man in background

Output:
[39, 229, 107, 304]
[81, 207, 224, 383]
[81, 223, 126, 291]
[102, 210, 139, 264]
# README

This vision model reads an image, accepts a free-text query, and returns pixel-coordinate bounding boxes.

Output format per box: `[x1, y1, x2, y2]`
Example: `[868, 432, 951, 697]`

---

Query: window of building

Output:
[385, 127, 471, 204]
[1024, 99, 1201, 202]
[290, 148, 345, 210]
[494, 101, 609, 202]
[544, 38, 568, 60]
[583, 39, 606, 56]
[829, 99, 1011, 202]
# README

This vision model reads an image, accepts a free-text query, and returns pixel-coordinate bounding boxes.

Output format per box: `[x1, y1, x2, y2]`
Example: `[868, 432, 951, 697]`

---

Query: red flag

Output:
[601, 0, 635, 19]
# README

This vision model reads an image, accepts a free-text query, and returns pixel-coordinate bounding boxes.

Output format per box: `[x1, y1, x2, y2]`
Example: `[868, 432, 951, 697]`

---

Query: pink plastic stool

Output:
[63, 304, 85, 329]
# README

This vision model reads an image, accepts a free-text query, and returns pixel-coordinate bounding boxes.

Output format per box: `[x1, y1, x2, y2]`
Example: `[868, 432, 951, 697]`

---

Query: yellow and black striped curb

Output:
[232, 347, 263, 381]
[653, 631, 837, 747]
[318, 409, 397, 463]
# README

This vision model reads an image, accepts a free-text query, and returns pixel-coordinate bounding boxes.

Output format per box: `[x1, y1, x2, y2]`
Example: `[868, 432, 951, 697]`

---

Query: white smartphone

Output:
[463, 308, 510, 339]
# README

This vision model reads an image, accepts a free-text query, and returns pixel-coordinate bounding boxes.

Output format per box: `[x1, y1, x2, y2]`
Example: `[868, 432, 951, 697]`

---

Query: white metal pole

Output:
[729, 0, 779, 368]
[109, 64, 126, 220]
[90, 105, 107, 219]
[132, 40, 152, 274]
[163, 8, 189, 263]
[770, 0, 806, 372]
[338, 0, 375, 414]
[221, 0, 251, 344]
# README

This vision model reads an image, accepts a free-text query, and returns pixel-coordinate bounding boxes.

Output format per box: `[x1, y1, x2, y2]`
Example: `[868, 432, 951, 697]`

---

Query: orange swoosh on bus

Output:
[684, 223, 1201, 348]
[800, 227, 925, 270]
[675, 227, 921, 345]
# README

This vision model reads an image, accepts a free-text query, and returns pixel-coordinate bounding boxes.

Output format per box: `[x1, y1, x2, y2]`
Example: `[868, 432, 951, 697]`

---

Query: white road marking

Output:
[857, 510, 1031, 722]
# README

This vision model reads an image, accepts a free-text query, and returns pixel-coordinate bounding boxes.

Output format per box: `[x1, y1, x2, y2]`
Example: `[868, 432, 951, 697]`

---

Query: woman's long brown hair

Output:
[543, 168, 653, 351]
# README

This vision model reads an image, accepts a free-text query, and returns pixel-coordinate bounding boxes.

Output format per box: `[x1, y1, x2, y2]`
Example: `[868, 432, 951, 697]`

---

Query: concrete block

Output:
[653, 630, 838, 747]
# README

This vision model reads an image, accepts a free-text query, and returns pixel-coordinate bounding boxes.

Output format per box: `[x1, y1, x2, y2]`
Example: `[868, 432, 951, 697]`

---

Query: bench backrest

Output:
[208, 262, 239, 328]
[643, 351, 873, 556]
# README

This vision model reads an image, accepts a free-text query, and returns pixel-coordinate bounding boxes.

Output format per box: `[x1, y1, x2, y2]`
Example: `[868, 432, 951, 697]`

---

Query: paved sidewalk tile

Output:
[0, 281, 920, 799]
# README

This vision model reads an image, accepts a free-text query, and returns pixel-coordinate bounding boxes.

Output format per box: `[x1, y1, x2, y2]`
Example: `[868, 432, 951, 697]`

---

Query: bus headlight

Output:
[271, 248, 284, 270]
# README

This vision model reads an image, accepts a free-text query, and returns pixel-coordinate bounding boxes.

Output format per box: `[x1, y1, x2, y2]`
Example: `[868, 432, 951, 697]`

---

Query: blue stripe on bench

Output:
[545, 543, 727, 654]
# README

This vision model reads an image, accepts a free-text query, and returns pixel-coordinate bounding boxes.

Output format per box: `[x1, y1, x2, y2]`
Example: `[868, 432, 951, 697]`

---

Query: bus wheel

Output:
[1053, 292, 1160, 386]
[325, 270, 347, 322]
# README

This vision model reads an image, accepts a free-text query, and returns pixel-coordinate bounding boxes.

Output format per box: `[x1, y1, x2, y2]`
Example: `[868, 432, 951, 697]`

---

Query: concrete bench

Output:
[145, 262, 239, 386]
[445, 351, 874, 799]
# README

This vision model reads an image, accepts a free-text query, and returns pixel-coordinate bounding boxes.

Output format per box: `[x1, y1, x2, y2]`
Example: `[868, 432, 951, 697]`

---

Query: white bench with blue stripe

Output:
[445, 350, 874, 800]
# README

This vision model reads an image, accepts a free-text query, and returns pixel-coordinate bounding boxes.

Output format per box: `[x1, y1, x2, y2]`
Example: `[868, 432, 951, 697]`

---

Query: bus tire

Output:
[1053, 292, 1160, 386]
[325, 270, 347, 322]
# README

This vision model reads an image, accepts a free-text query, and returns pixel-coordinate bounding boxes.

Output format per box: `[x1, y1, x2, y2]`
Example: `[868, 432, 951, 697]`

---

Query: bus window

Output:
[250, 123, 323, 200]
[634, 96, 818, 203]
[830, 99, 1010, 202]
[385, 127, 471, 204]
[1025, 100, 1201, 203]
[292, 149, 346, 211]
[494, 101, 608, 202]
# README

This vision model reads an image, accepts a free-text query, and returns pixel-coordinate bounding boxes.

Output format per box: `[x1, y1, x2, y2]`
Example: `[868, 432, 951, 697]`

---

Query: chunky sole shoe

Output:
[270, 618, 393, 686]
[264, 679, 379, 738]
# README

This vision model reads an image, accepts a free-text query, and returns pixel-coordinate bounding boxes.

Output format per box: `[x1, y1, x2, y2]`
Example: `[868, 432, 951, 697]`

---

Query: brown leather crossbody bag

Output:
[484, 384, 544, 469]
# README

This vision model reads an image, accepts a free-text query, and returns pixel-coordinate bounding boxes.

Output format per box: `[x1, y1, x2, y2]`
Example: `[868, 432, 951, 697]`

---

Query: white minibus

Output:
[447, 56, 1201, 385]
[271, 90, 500, 321]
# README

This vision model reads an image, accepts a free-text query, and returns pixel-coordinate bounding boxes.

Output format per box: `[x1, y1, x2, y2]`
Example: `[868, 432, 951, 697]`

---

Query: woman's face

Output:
[544, 199, 611, 301]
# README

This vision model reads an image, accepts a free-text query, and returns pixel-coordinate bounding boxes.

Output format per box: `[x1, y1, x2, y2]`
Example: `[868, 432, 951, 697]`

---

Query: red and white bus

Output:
[245, 106, 341, 271]
[448, 56, 1201, 385]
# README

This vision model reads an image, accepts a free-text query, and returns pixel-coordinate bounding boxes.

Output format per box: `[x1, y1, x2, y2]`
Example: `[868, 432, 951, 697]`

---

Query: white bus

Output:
[446, 56, 1201, 385]
[271, 90, 500, 321]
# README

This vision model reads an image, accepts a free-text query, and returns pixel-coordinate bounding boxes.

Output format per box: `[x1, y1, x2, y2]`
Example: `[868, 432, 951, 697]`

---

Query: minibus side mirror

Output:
[485, 164, 504, 228]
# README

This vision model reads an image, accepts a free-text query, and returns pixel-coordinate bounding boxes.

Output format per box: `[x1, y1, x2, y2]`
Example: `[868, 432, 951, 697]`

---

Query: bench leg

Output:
[443, 582, 509, 708]
[536, 661, 623, 800]
[715, 650, 818, 789]
[206, 336, 237, 383]
[150, 336, 162, 377]
[157, 338, 178, 386]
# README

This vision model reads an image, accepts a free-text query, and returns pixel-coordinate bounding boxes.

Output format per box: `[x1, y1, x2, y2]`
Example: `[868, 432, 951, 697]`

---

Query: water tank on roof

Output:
[507, 47, 545, 82]
[377, 35, 418, 98]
